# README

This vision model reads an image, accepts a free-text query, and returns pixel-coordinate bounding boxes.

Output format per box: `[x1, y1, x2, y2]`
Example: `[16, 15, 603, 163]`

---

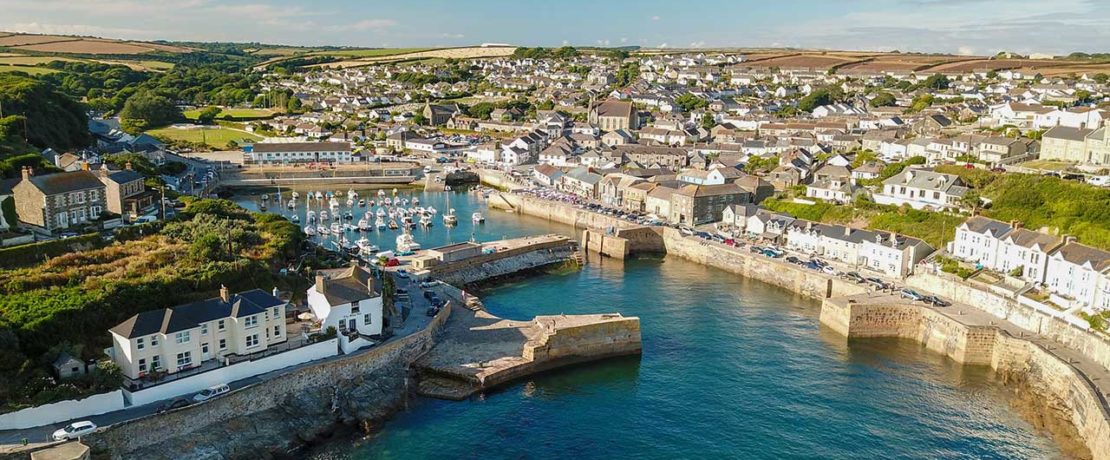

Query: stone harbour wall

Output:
[430, 237, 578, 286]
[85, 303, 453, 460]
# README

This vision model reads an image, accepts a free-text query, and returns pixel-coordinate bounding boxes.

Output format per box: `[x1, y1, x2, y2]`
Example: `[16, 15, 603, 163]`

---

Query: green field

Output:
[183, 107, 277, 121]
[0, 64, 58, 75]
[308, 47, 431, 58]
[146, 126, 261, 149]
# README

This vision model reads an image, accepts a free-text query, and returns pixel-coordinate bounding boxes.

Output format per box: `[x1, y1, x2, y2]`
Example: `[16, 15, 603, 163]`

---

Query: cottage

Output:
[308, 266, 388, 353]
[13, 167, 108, 234]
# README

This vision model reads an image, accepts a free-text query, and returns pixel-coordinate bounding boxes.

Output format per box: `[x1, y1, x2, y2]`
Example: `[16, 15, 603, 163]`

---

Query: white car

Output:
[193, 383, 230, 402]
[52, 420, 97, 441]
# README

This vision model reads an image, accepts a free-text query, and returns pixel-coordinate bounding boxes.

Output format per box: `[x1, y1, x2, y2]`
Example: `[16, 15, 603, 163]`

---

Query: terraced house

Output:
[12, 166, 107, 234]
[109, 286, 288, 381]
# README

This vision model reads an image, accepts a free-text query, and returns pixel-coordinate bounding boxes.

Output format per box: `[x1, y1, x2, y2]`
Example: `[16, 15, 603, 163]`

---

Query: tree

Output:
[869, 92, 896, 107]
[0, 74, 90, 150]
[615, 62, 639, 87]
[196, 106, 222, 125]
[467, 102, 496, 119]
[674, 93, 708, 112]
[798, 86, 844, 112]
[1075, 90, 1092, 104]
[189, 232, 226, 262]
[922, 74, 950, 90]
[701, 113, 715, 130]
[606, 49, 630, 61]
[119, 90, 181, 132]
[411, 114, 428, 126]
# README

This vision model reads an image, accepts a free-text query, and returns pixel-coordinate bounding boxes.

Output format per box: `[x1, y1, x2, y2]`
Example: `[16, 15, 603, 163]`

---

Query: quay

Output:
[413, 284, 641, 400]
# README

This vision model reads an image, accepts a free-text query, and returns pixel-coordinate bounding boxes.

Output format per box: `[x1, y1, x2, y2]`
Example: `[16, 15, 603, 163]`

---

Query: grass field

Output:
[0, 55, 80, 65]
[308, 48, 431, 58]
[183, 107, 277, 121]
[146, 126, 261, 149]
[0, 64, 58, 75]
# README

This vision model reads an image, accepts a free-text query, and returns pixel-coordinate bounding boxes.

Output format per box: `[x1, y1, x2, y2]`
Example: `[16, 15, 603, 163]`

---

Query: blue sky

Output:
[2, 0, 1108, 55]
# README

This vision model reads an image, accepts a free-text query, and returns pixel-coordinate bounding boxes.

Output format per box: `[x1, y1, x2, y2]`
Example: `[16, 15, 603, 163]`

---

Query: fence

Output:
[0, 390, 125, 430]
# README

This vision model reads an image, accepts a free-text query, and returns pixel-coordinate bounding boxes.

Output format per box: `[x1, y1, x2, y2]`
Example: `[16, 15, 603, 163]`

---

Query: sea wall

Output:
[84, 303, 453, 460]
[821, 298, 1110, 460]
[429, 236, 578, 286]
[907, 272, 1110, 372]
[492, 193, 638, 231]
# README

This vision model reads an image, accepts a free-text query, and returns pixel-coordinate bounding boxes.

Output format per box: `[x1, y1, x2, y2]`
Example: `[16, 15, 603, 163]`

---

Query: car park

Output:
[900, 288, 925, 301]
[865, 277, 889, 290]
[52, 421, 97, 441]
[844, 272, 865, 283]
[785, 256, 803, 265]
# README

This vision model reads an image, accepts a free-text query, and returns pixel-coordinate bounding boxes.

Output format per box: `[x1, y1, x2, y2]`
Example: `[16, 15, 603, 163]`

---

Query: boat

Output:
[307, 211, 317, 223]
[319, 210, 328, 221]
[392, 188, 398, 196]
[326, 191, 334, 198]
[357, 218, 370, 232]
[331, 222, 342, 234]
[329, 197, 340, 209]
[335, 190, 344, 198]
[261, 193, 269, 202]
[317, 225, 329, 235]
[315, 191, 324, 200]
[287, 199, 296, 209]
[395, 227, 421, 254]
[292, 191, 300, 200]
[340, 235, 351, 248]
[344, 211, 354, 221]
[427, 207, 437, 215]
[291, 214, 301, 224]
[332, 212, 341, 221]
[472, 212, 485, 224]
[420, 213, 433, 228]
[375, 216, 387, 230]
[348, 189, 358, 198]
[443, 208, 458, 226]
[388, 219, 398, 230]
[358, 199, 366, 207]
[384, 197, 392, 206]
[303, 225, 316, 236]
[376, 208, 386, 218]
[402, 215, 415, 228]
[356, 237, 378, 254]
[412, 197, 420, 206]
[346, 198, 355, 207]
[259, 202, 267, 212]
[377, 189, 385, 197]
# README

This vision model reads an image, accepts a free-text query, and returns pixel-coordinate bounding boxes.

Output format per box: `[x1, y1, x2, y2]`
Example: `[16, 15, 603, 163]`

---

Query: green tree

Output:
[196, 106, 223, 125]
[869, 92, 896, 107]
[674, 94, 708, 112]
[119, 90, 181, 132]
[0, 74, 90, 150]
[701, 113, 715, 130]
[798, 86, 844, 112]
[411, 114, 428, 126]
[467, 102, 496, 119]
[922, 74, 950, 90]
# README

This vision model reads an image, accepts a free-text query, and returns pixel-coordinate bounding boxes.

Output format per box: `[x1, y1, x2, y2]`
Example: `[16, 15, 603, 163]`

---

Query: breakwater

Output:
[494, 190, 1110, 459]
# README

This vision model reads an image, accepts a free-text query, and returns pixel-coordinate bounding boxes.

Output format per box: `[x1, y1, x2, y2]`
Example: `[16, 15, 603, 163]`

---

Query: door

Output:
[348, 318, 357, 333]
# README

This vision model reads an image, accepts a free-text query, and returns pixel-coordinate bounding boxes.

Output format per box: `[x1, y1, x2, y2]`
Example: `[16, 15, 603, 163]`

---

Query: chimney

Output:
[1063, 235, 1077, 245]
[219, 284, 230, 303]
[81, 162, 90, 171]
[1010, 220, 1023, 229]
[21, 166, 31, 181]
[125, 162, 133, 171]
[844, 226, 852, 237]
[316, 274, 327, 295]
[272, 287, 280, 298]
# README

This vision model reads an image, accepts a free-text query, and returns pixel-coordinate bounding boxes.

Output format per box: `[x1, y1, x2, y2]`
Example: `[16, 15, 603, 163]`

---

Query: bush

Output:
[0, 234, 105, 269]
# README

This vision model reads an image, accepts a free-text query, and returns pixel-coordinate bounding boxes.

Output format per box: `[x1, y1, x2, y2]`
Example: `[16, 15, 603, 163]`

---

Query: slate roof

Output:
[1004, 228, 1062, 251]
[316, 265, 379, 306]
[1044, 126, 1094, 142]
[883, 168, 966, 196]
[594, 100, 633, 118]
[105, 170, 145, 184]
[960, 216, 1013, 237]
[111, 288, 283, 339]
[252, 142, 351, 153]
[25, 171, 104, 196]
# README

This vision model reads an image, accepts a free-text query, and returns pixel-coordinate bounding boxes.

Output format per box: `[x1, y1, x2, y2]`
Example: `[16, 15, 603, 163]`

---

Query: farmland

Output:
[0, 32, 192, 55]
[311, 46, 517, 69]
[0, 64, 58, 75]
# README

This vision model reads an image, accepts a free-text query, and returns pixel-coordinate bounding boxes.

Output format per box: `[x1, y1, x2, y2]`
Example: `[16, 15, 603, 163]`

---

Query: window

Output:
[201, 324, 208, 336]
[218, 319, 226, 331]
[151, 335, 159, 347]
[245, 316, 258, 328]
[273, 325, 281, 337]
[363, 314, 372, 325]
[202, 343, 209, 354]
[176, 352, 192, 368]
[136, 337, 145, 350]
[219, 338, 227, 350]
[138, 358, 147, 373]
[151, 355, 161, 371]
[175, 331, 190, 344]
[246, 334, 260, 348]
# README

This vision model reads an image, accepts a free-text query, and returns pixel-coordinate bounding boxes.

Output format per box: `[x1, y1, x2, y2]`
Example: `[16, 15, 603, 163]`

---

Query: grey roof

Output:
[1004, 228, 1062, 251]
[960, 216, 1013, 238]
[316, 265, 379, 306]
[252, 142, 351, 153]
[1043, 126, 1094, 142]
[1054, 242, 1110, 271]
[106, 170, 145, 184]
[883, 168, 966, 196]
[25, 171, 104, 196]
[564, 167, 603, 185]
[111, 288, 282, 339]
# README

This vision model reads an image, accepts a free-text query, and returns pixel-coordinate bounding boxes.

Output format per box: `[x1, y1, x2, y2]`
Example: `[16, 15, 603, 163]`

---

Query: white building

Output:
[307, 266, 386, 354]
[1045, 241, 1110, 310]
[246, 142, 352, 164]
[873, 168, 968, 210]
[951, 216, 1013, 269]
[109, 286, 287, 381]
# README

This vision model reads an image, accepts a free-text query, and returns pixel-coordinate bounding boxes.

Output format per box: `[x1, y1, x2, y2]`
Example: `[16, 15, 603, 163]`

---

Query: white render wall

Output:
[0, 390, 125, 430]
[126, 338, 338, 407]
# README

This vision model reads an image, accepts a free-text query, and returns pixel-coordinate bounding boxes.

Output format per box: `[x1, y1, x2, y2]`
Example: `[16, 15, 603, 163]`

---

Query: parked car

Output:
[805, 261, 822, 270]
[844, 272, 865, 283]
[749, 246, 764, 254]
[900, 288, 925, 301]
[426, 306, 440, 316]
[395, 269, 410, 279]
[193, 383, 230, 402]
[821, 265, 838, 275]
[157, 398, 192, 414]
[785, 256, 803, 265]
[923, 295, 951, 307]
[52, 421, 97, 441]
[762, 248, 783, 258]
[866, 277, 889, 290]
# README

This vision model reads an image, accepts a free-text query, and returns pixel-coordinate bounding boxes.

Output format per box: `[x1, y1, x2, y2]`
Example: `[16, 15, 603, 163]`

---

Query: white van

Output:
[1086, 175, 1110, 187]
[193, 383, 230, 402]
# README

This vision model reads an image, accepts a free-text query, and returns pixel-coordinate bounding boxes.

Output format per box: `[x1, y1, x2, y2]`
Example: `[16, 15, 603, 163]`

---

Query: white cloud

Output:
[956, 45, 975, 56]
[689, 41, 706, 48]
[440, 33, 465, 39]
[324, 19, 397, 32]
[658, 43, 668, 48]
[596, 39, 610, 46]
[651, 15, 660, 21]
[9, 22, 158, 38]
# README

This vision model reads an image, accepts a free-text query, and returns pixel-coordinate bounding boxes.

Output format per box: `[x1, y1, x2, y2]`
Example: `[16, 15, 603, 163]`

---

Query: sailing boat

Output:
[443, 191, 457, 226]
[396, 226, 421, 254]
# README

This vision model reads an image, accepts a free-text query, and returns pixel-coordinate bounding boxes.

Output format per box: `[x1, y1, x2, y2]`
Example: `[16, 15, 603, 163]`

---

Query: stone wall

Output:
[821, 299, 1110, 460]
[582, 229, 629, 259]
[430, 237, 577, 286]
[85, 303, 453, 460]
[493, 193, 637, 231]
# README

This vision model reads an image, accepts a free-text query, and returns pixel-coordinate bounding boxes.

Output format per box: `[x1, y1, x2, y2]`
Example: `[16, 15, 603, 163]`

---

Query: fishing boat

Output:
[472, 212, 484, 224]
[358, 199, 366, 207]
[329, 197, 340, 209]
[395, 227, 421, 254]
[348, 189, 358, 198]
[375, 216, 387, 230]
[332, 212, 341, 221]
[427, 207, 438, 215]
[356, 237, 378, 254]
[388, 219, 398, 230]
[346, 197, 355, 207]
[291, 214, 301, 224]
[287, 199, 295, 209]
[326, 191, 334, 199]
[384, 197, 392, 206]
[335, 190, 344, 198]
[339, 235, 351, 249]
[331, 222, 342, 234]
[402, 215, 415, 228]
[303, 225, 316, 236]
[357, 218, 370, 232]
[420, 213, 433, 228]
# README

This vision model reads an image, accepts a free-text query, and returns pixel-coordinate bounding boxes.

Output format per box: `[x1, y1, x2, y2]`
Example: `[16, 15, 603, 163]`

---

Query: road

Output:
[0, 269, 438, 449]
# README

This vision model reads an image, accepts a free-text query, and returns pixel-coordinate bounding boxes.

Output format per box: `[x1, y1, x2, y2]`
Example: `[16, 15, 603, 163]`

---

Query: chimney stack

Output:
[316, 274, 327, 295]
[1064, 235, 1077, 245]
[844, 226, 852, 237]
[272, 287, 280, 298]
[81, 162, 90, 171]
[21, 166, 31, 181]
[219, 284, 230, 303]
[125, 162, 133, 171]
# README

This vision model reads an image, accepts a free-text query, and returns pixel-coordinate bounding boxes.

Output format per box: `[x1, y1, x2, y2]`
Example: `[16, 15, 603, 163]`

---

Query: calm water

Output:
[232, 189, 1060, 459]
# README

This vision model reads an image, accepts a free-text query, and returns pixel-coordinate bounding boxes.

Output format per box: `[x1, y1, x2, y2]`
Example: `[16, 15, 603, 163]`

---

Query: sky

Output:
[2, 0, 1108, 56]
